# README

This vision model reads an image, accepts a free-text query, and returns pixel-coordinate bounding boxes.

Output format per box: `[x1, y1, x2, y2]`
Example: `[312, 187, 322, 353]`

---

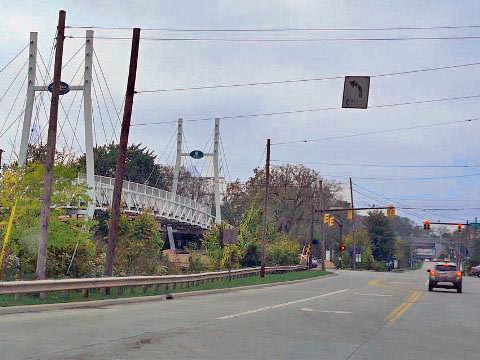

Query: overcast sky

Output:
[1, 0, 480, 225]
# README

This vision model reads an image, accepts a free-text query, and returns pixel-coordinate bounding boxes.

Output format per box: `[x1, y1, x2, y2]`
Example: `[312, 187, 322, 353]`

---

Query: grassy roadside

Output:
[0, 270, 331, 307]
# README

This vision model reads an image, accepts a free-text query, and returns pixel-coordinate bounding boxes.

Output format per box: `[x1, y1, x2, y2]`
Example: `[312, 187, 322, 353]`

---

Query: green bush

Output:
[266, 237, 301, 266]
[241, 243, 260, 267]
[371, 260, 387, 272]
[189, 253, 206, 273]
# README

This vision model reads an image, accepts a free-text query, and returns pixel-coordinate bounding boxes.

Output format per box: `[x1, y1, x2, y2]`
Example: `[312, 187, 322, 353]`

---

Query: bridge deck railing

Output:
[78, 174, 214, 228]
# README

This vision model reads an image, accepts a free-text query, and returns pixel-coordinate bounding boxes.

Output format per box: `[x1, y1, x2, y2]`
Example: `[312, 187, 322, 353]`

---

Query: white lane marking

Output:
[354, 293, 393, 297]
[387, 281, 413, 285]
[301, 308, 352, 314]
[216, 288, 349, 320]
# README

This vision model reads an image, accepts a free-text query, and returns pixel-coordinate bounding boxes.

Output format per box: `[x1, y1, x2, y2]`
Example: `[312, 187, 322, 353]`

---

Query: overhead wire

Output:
[353, 182, 465, 221]
[66, 35, 480, 42]
[271, 117, 480, 146]
[136, 60, 480, 93]
[66, 24, 480, 32]
[132, 94, 480, 126]
[270, 159, 480, 169]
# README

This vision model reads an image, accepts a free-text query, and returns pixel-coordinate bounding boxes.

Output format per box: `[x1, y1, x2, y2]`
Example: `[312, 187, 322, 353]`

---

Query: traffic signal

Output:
[329, 216, 335, 227]
[423, 220, 430, 230]
[386, 206, 396, 218]
[347, 210, 353, 220]
[340, 244, 346, 253]
[323, 213, 330, 224]
[457, 224, 462, 233]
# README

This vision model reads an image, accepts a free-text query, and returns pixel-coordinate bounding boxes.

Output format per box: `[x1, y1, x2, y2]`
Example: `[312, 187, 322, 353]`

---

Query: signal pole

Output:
[350, 177, 356, 270]
[260, 138, 270, 277]
[104, 28, 141, 276]
[36, 10, 66, 280]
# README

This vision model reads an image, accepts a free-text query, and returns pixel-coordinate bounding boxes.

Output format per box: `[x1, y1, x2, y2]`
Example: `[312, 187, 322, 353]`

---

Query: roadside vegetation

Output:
[1, 142, 468, 283]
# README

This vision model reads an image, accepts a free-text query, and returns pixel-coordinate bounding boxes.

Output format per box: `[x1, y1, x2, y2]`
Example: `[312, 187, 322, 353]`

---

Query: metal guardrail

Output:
[77, 174, 215, 228]
[0, 265, 307, 296]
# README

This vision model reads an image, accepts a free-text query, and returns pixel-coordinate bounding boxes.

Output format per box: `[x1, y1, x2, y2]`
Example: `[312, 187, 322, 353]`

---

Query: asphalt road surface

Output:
[2, 265, 480, 360]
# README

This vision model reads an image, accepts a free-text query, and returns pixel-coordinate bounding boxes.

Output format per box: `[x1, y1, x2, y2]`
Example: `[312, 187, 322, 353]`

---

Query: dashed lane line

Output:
[215, 288, 349, 320]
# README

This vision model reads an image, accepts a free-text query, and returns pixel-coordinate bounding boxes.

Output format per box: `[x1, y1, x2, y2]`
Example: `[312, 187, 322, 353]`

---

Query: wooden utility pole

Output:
[309, 200, 314, 269]
[319, 180, 326, 270]
[350, 177, 356, 270]
[104, 28, 141, 276]
[260, 138, 270, 277]
[0, 149, 3, 170]
[36, 10, 66, 280]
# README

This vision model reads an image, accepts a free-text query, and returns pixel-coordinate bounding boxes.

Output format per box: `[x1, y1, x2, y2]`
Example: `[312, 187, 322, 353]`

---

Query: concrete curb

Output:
[0, 273, 336, 316]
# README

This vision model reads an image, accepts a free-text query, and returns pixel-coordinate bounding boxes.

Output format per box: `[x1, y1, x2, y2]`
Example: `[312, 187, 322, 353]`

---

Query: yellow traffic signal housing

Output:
[423, 220, 430, 230]
[323, 213, 330, 224]
[347, 210, 353, 220]
[386, 206, 395, 218]
[329, 216, 335, 227]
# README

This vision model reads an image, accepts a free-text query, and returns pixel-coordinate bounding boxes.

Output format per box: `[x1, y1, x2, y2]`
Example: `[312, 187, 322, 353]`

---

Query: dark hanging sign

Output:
[48, 81, 70, 95]
[190, 150, 204, 159]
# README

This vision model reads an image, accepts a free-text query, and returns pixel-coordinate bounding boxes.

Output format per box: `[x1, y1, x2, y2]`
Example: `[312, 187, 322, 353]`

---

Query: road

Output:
[2, 265, 479, 360]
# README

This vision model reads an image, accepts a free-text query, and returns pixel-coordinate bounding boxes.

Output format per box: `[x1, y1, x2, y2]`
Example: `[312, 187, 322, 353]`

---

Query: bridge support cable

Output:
[92, 74, 110, 143]
[0, 43, 29, 74]
[92, 62, 117, 142]
[93, 49, 123, 130]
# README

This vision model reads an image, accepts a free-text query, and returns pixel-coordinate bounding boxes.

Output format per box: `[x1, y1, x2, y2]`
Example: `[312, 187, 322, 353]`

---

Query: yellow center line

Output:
[385, 290, 422, 325]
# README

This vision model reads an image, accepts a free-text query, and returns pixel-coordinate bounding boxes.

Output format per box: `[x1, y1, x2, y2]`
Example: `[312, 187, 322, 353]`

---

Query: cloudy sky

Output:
[1, 1, 480, 225]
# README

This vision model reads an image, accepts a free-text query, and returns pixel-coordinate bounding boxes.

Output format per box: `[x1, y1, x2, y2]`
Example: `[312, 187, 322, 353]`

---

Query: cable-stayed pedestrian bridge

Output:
[77, 174, 214, 229]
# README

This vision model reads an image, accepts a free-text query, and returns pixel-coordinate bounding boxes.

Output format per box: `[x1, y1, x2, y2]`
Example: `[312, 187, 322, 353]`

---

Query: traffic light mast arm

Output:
[315, 206, 395, 213]
[427, 221, 469, 226]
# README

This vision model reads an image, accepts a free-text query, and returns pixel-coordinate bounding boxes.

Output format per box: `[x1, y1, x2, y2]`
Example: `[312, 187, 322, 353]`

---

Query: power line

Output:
[319, 172, 480, 181]
[272, 117, 480, 146]
[66, 34, 480, 42]
[353, 182, 466, 221]
[66, 24, 480, 32]
[271, 159, 480, 169]
[136, 60, 480, 93]
[132, 94, 480, 126]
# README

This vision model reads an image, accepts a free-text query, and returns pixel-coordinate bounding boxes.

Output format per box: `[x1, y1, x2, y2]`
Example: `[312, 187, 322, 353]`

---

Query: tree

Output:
[225, 164, 342, 246]
[77, 143, 157, 185]
[0, 163, 94, 279]
[364, 211, 395, 261]
[113, 212, 163, 275]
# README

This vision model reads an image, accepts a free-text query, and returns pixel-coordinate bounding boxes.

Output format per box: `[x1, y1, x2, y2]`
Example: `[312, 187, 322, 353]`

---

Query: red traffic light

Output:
[457, 224, 462, 232]
[340, 244, 346, 252]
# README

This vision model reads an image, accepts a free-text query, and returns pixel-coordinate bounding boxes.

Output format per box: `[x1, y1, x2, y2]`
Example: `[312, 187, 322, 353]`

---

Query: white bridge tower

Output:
[172, 117, 222, 224]
[18, 31, 96, 217]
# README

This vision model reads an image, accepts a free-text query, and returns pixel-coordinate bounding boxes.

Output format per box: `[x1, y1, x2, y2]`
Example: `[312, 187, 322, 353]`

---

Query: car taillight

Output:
[456, 271, 462, 278]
